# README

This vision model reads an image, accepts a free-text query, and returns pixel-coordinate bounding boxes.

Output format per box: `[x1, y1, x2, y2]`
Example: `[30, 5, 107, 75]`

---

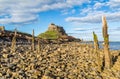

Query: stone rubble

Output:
[0, 42, 120, 79]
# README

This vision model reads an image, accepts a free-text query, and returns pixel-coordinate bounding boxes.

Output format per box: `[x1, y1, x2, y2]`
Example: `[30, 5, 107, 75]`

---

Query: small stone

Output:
[2, 71, 6, 76]
[0, 73, 2, 77]
[3, 54, 8, 58]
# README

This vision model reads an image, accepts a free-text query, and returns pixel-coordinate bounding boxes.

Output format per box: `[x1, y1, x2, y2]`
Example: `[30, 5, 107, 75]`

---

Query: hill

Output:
[38, 23, 80, 43]
[0, 26, 32, 42]
[0, 25, 80, 44]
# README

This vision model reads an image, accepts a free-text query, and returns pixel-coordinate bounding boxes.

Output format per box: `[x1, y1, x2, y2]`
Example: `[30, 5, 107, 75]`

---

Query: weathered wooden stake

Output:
[93, 31, 101, 71]
[93, 31, 99, 50]
[37, 38, 40, 53]
[102, 16, 112, 69]
[32, 29, 35, 51]
[11, 28, 17, 53]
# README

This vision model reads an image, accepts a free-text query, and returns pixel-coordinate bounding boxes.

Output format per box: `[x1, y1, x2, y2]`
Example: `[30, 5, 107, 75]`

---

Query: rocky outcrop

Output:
[48, 23, 67, 36]
[39, 23, 81, 43]
[0, 24, 80, 44]
[0, 30, 33, 43]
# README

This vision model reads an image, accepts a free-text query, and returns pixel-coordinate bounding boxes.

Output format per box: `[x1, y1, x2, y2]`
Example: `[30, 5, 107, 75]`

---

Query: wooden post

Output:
[93, 31, 99, 50]
[37, 38, 40, 53]
[102, 16, 112, 69]
[32, 29, 35, 51]
[11, 28, 17, 53]
[93, 31, 101, 71]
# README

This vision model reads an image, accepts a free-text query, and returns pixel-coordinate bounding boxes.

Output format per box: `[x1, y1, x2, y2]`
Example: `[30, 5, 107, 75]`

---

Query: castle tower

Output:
[0, 26, 5, 31]
[48, 23, 56, 31]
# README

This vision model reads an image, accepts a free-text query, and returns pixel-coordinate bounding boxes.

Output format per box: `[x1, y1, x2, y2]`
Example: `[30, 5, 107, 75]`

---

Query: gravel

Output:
[0, 42, 120, 79]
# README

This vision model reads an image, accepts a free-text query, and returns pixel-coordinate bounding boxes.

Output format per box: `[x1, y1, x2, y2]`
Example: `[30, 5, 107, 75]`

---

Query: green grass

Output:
[38, 31, 59, 40]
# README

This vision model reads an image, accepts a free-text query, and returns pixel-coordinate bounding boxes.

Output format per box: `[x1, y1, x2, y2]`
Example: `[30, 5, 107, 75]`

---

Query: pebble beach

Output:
[0, 42, 120, 79]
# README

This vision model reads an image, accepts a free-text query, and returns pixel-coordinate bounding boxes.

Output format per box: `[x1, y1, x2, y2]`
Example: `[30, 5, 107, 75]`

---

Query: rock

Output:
[3, 54, 8, 58]
[0, 42, 120, 78]
[48, 23, 67, 36]
[1, 71, 6, 76]
[0, 73, 2, 77]
[41, 75, 53, 79]
[5, 73, 12, 78]
[38, 23, 81, 43]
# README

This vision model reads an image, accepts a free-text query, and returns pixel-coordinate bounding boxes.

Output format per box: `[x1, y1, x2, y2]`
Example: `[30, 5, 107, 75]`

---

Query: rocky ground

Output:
[0, 42, 120, 79]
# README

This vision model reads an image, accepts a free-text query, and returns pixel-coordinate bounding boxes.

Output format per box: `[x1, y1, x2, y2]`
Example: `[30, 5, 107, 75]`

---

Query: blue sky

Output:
[0, 0, 120, 41]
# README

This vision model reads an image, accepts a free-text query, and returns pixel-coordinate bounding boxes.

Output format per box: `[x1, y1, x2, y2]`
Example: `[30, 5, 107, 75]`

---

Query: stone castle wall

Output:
[48, 23, 67, 36]
[0, 26, 5, 31]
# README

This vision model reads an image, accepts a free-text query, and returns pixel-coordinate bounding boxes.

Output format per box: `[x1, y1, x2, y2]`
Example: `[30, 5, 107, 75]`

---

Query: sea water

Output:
[104, 42, 120, 50]
[81, 41, 120, 50]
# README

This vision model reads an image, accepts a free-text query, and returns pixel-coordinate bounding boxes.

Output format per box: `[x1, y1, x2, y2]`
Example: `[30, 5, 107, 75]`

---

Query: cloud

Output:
[61, 9, 76, 15]
[80, 8, 92, 14]
[94, 2, 105, 9]
[0, 0, 89, 24]
[0, 13, 38, 24]
[109, 27, 120, 32]
[65, 0, 120, 24]
[74, 28, 88, 31]
[107, 0, 120, 8]
[66, 11, 120, 23]
[74, 27, 97, 31]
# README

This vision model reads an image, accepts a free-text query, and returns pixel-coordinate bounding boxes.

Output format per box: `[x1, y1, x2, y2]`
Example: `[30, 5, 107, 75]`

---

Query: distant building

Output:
[48, 23, 67, 36]
[0, 26, 5, 31]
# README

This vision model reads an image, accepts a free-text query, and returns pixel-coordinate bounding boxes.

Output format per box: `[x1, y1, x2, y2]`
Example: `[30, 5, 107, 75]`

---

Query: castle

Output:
[0, 26, 5, 31]
[48, 23, 67, 36]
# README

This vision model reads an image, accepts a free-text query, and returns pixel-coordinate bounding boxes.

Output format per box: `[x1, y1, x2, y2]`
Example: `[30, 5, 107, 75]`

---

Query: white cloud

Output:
[66, 10, 120, 23]
[0, 0, 89, 24]
[74, 27, 99, 31]
[81, 8, 92, 14]
[107, 0, 120, 8]
[74, 28, 88, 31]
[66, 14, 102, 23]
[65, 0, 120, 24]
[61, 9, 76, 15]
[94, 2, 105, 9]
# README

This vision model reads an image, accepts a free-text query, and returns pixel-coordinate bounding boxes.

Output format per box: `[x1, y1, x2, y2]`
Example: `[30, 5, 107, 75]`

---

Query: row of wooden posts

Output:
[10, 16, 112, 70]
[93, 16, 112, 70]
[10, 29, 40, 53]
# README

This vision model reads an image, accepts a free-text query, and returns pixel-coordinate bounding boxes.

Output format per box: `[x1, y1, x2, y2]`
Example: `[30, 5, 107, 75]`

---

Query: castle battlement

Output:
[0, 26, 5, 31]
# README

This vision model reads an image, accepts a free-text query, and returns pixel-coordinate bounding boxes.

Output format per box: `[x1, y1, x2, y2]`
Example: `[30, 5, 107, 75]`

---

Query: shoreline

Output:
[80, 41, 120, 50]
[0, 42, 120, 78]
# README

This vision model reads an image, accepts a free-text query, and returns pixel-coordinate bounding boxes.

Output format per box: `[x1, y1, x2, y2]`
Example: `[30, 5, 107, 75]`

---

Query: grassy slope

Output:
[38, 31, 59, 40]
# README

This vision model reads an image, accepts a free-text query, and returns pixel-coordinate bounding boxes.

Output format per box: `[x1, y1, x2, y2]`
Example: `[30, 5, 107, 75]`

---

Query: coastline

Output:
[80, 41, 120, 50]
[0, 42, 120, 78]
